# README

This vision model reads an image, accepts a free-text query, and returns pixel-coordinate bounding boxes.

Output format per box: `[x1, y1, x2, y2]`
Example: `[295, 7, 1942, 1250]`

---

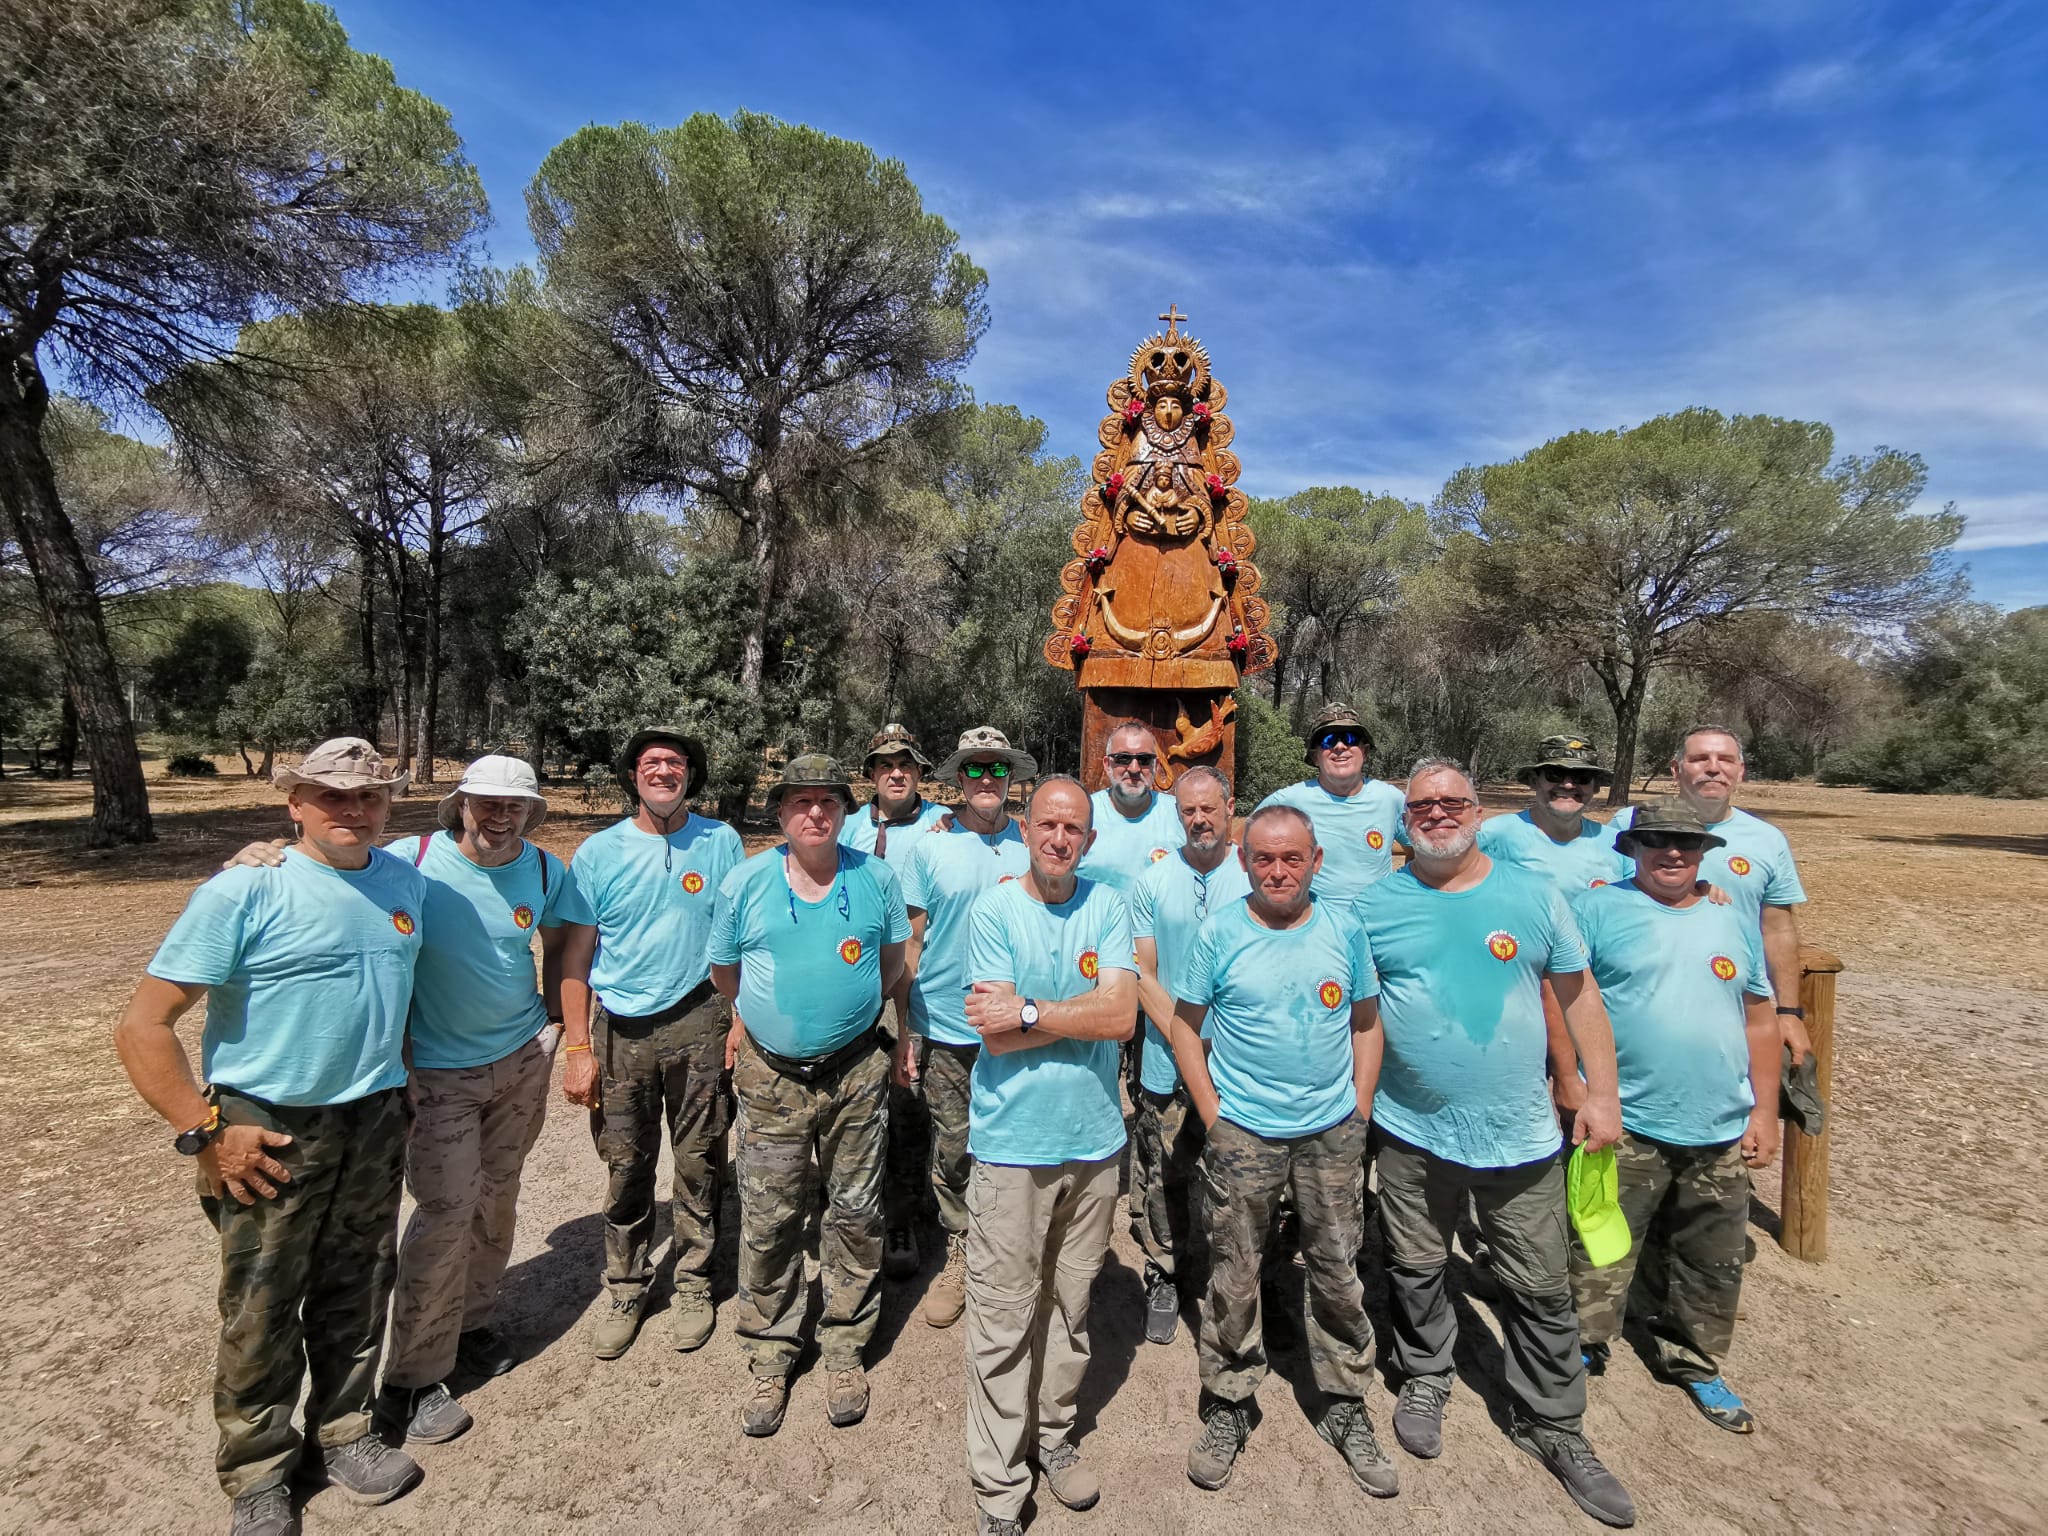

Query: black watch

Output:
[174, 1107, 223, 1156]
[1018, 998, 1040, 1032]
[1776, 1006, 1806, 1020]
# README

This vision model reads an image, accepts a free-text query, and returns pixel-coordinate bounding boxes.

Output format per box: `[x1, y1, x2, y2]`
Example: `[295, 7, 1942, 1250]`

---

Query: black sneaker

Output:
[1187, 1398, 1252, 1490]
[301, 1434, 423, 1506]
[1393, 1379, 1448, 1459]
[1508, 1418, 1637, 1528]
[883, 1226, 920, 1280]
[455, 1326, 520, 1379]
[228, 1485, 298, 1536]
[1315, 1398, 1400, 1498]
[376, 1382, 472, 1445]
[1144, 1266, 1179, 1346]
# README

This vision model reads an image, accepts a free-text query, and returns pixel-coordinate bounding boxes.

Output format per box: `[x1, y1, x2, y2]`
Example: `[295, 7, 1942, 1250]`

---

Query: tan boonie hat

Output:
[933, 725, 1040, 781]
[437, 753, 548, 833]
[1517, 733, 1614, 785]
[272, 736, 409, 793]
[1613, 797, 1728, 856]
[863, 722, 931, 772]
[1303, 702, 1374, 764]
[764, 752, 858, 816]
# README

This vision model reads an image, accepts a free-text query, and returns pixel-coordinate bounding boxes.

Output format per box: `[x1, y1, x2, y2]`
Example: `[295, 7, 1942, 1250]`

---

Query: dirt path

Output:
[1, 776, 2043, 1533]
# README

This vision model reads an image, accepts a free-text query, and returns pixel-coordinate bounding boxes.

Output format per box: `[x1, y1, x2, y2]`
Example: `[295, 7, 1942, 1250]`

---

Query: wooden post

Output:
[1779, 944, 1843, 1261]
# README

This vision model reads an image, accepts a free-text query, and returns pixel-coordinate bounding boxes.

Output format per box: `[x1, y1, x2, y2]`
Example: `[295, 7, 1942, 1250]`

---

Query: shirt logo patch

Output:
[1486, 930, 1519, 962]
[839, 937, 864, 966]
[1366, 829, 1386, 851]
[392, 909, 416, 937]
[1079, 950, 1100, 980]
[1727, 856, 1752, 877]
[681, 870, 705, 894]
[512, 904, 535, 929]
[1150, 848, 1170, 862]
[1589, 879, 1608, 888]
[997, 874, 1018, 883]
[1710, 955, 1739, 981]
[1319, 979, 1344, 1009]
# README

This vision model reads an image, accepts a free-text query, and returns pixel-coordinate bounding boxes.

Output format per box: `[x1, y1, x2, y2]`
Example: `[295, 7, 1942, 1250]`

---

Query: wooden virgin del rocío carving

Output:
[1044, 307, 1275, 791]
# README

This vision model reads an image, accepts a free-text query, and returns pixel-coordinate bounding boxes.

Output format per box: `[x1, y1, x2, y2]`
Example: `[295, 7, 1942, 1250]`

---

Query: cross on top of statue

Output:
[1157, 303, 1188, 337]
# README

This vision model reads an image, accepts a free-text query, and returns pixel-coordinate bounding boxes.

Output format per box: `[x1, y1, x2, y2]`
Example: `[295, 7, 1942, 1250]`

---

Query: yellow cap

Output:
[1567, 1146, 1632, 1268]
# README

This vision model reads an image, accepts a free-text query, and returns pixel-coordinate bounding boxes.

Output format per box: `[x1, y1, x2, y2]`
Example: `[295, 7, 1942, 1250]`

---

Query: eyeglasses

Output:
[1629, 832, 1708, 851]
[1108, 752, 1157, 768]
[961, 761, 1011, 780]
[1404, 796, 1477, 818]
[637, 755, 687, 775]
[1316, 730, 1364, 751]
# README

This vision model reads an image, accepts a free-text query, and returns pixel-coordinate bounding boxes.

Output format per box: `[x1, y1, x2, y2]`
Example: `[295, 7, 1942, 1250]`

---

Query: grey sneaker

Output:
[1186, 1399, 1251, 1491]
[228, 1485, 297, 1536]
[741, 1373, 790, 1438]
[1315, 1398, 1399, 1498]
[1393, 1378, 1448, 1459]
[1509, 1418, 1637, 1528]
[670, 1291, 714, 1352]
[376, 1382, 472, 1445]
[590, 1289, 645, 1359]
[884, 1225, 921, 1279]
[301, 1434, 422, 1506]
[976, 1512, 1024, 1536]
[1144, 1266, 1179, 1345]
[827, 1366, 870, 1428]
[1040, 1440, 1100, 1510]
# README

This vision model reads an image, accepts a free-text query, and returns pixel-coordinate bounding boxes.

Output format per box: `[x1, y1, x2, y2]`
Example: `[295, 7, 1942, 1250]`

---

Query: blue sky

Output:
[343, 0, 2047, 606]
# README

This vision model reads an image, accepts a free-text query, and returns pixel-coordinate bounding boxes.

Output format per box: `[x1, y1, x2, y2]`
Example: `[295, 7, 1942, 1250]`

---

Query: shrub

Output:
[166, 753, 219, 777]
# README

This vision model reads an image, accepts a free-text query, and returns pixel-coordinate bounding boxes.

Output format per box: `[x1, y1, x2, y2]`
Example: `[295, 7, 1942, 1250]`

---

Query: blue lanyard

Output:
[785, 848, 850, 926]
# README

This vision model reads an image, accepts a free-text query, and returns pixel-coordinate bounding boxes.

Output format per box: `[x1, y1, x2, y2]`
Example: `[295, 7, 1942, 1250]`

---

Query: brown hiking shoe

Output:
[590, 1289, 645, 1359]
[923, 1234, 967, 1328]
[669, 1291, 714, 1352]
[740, 1374, 790, 1438]
[827, 1366, 870, 1428]
[1039, 1441, 1101, 1510]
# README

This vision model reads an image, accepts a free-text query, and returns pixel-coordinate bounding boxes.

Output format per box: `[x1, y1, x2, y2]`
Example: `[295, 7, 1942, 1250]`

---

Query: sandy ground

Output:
[0, 770, 2044, 1534]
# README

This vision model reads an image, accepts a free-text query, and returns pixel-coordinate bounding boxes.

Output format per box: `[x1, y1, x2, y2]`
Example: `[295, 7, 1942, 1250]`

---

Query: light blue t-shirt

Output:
[1183, 898, 1376, 1139]
[1477, 810, 1630, 893]
[148, 847, 425, 1106]
[387, 833, 596, 1071]
[573, 815, 745, 1017]
[965, 877, 1135, 1166]
[1257, 777, 1407, 902]
[709, 845, 910, 1060]
[1355, 861, 1589, 1168]
[1571, 881, 1771, 1146]
[1075, 787, 1185, 892]
[900, 818, 1031, 1047]
[1127, 849, 1252, 1093]
[839, 795, 947, 877]
[1610, 804, 1807, 937]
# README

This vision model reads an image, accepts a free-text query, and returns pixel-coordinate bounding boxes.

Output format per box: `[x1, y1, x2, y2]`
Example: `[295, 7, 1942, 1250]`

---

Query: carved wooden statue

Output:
[1044, 307, 1275, 791]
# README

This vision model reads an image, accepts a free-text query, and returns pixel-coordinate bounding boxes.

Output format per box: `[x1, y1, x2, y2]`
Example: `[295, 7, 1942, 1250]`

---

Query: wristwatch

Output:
[1776, 1006, 1807, 1020]
[174, 1105, 223, 1156]
[1018, 998, 1040, 1032]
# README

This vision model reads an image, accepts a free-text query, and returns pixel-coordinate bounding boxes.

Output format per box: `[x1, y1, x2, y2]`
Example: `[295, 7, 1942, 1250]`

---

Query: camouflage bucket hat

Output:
[933, 725, 1039, 781]
[1303, 702, 1374, 764]
[1613, 797, 1729, 856]
[863, 722, 931, 771]
[272, 737, 409, 794]
[1517, 733, 1614, 785]
[764, 752, 858, 816]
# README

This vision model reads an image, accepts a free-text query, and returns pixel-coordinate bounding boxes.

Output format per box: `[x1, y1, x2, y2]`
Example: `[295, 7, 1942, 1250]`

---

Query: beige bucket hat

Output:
[933, 726, 1039, 781]
[437, 754, 548, 832]
[272, 737, 409, 794]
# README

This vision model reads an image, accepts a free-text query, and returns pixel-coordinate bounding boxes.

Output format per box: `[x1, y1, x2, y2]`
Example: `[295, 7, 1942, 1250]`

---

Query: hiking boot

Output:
[1316, 1398, 1399, 1497]
[454, 1326, 519, 1379]
[1040, 1440, 1100, 1511]
[884, 1225, 921, 1280]
[375, 1382, 472, 1445]
[301, 1434, 423, 1506]
[670, 1291, 714, 1352]
[1508, 1418, 1637, 1528]
[1144, 1265, 1179, 1345]
[1681, 1376, 1756, 1434]
[740, 1373, 790, 1438]
[924, 1233, 967, 1328]
[1393, 1379, 1448, 1459]
[827, 1366, 870, 1428]
[590, 1289, 645, 1359]
[228, 1485, 297, 1536]
[1186, 1399, 1252, 1491]
[976, 1512, 1024, 1536]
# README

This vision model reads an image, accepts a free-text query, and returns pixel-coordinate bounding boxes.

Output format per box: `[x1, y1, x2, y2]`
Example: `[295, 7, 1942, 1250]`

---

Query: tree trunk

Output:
[415, 505, 446, 785]
[352, 537, 381, 738]
[737, 477, 783, 697]
[1603, 665, 1652, 808]
[56, 693, 78, 778]
[0, 364, 154, 844]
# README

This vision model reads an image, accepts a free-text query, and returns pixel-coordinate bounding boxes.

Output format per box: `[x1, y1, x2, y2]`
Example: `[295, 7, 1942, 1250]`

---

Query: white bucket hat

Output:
[437, 753, 548, 833]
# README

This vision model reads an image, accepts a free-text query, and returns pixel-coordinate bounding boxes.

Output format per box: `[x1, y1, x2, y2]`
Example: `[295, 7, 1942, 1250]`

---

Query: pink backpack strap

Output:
[412, 831, 432, 867]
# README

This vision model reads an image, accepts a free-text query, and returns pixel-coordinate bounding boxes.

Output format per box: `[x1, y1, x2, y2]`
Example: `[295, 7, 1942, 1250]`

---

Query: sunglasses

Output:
[1405, 796, 1477, 817]
[1539, 769, 1599, 787]
[1108, 752, 1157, 768]
[1316, 730, 1365, 751]
[961, 761, 1011, 780]
[1629, 832, 1708, 851]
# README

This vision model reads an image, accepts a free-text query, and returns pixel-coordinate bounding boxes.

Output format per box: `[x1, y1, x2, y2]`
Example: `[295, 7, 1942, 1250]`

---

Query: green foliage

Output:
[148, 612, 255, 736]
[1231, 689, 1307, 807]
[217, 640, 362, 763]
[165, 753, 219, 777]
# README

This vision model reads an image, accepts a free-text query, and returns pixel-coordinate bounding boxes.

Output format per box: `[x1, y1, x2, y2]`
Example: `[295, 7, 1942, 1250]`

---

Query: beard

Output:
[1412, 823, 1478, 860]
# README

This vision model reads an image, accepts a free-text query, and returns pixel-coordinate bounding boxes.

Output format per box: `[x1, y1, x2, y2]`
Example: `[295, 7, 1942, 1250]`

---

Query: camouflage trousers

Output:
[732, 1031, 889, 1377]
[588, 983, 729, 1302]
[1571, 1130, 1749, 1383]
[384, 1035, 551, 1388]
[920, 1038, 979, 1239]
[880, 1021, 936, 1235]
[1129, 1084, 1204, 1281]
[200, 1087, 406, 1498]
[1199, 1112, 1375, 1405]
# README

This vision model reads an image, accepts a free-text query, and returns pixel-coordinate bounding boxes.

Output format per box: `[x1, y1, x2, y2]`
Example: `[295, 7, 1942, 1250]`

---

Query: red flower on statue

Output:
[1105, 472, 1125, 499]
[1069, 633, 1093, 659]
[1085, 545, 1110, 575]
[1192, 400, 1213, 421]
[1214, 548, 1239, 576]
[1123, 398, 1145, 423]
[1226, 629, 1249, 658]
[1205, 473, 1225, 499]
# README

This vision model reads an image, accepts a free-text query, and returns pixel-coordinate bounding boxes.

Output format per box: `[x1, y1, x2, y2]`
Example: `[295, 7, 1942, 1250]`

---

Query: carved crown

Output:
[1128, 332, 1211, 403]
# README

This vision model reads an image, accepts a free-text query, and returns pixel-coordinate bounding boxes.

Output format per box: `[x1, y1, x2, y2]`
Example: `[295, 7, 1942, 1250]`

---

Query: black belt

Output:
[603, 977, 719, 1031]
[749, 1027, 882, 1085]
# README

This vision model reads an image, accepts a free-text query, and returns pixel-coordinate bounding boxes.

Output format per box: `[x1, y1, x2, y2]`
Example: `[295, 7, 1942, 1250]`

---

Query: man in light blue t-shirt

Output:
[894, 725, 1036, 1330]
[1171, 804, 1394, 1500]
[569, 725, 745, 1361]
[1075, 719, 1185, 891]
[116, 738, 429, 1524]
[1255, 702, 1406, 902]
[960, 777, 1136, 1528]
[1128, 765, 1249, 1344]
[1357, 758, 1637, 1530]
[710, 755, 909, 1439]
[1569, 800, 1781, 1436]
